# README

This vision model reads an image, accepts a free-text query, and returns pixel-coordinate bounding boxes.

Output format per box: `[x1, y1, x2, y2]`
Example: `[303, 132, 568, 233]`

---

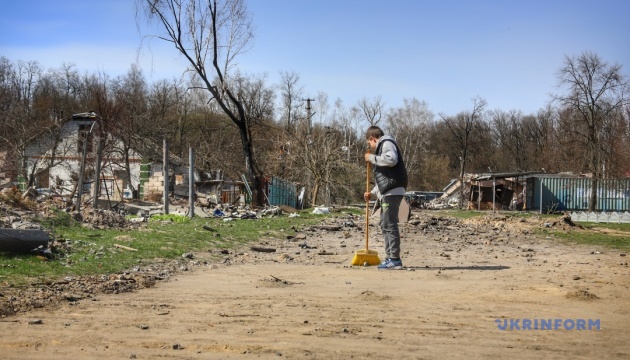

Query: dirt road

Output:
[1, 212, 628, 359]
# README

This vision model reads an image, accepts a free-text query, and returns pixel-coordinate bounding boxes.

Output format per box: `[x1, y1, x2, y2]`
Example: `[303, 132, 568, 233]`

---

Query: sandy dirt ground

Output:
[0, 211, 628, 359]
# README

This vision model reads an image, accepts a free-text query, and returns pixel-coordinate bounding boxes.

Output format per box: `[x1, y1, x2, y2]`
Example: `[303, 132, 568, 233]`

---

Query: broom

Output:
[351, 159, 381, 266]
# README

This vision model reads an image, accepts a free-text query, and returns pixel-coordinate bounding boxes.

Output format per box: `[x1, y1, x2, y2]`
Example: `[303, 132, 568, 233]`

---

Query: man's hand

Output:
[363, 192, 372, 201]
[364, 153, 372, 162]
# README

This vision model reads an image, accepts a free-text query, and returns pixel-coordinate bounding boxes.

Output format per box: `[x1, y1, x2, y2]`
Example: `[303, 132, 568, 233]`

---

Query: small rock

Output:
[573, 276, 581, 280]
[28, 319, 43, 325]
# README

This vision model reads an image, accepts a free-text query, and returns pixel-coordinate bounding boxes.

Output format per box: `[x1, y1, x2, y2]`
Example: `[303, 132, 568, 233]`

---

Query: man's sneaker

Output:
[377, 258, 403, 270]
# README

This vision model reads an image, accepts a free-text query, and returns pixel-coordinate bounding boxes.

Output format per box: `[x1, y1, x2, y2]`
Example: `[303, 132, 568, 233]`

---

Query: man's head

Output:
[366, 126, 384, 150]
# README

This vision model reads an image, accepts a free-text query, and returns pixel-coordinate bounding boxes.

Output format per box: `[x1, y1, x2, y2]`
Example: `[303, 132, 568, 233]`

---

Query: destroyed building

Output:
[20, 112, 143, 201]
[438, 171, 630, 212]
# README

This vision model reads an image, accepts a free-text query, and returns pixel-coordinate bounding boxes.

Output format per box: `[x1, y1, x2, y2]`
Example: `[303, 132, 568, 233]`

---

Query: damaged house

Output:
[20, 112, 248, 207]
[440, 171, 541, 210]
[20, 112, 144, 202]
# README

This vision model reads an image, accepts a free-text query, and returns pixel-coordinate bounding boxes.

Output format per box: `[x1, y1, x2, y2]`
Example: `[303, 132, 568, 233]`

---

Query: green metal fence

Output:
[528, 176, 630, 212]
[265, 176, 297, 208]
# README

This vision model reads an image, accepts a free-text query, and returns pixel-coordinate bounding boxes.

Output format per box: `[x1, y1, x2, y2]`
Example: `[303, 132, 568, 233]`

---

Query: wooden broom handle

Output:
[365, 160, 370, 251]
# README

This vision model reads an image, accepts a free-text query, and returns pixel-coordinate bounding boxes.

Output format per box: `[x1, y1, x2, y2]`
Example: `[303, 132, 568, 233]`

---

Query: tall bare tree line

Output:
[1, 48, 628, 206]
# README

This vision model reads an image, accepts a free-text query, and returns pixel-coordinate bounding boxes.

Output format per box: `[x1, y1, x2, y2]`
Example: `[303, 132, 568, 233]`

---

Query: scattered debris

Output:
[566, 289, 599, 301]
[312, 207, 330, 215]
[202, 225, 216, 232]
[317, 250, 336, 255]
[267, 275, 303, 285]
[312, 225, 342, 231]
[279, 205, 298, 213]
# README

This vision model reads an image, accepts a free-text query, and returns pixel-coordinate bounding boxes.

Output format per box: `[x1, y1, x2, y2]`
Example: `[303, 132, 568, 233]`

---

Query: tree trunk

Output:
[589, 177, 598, 212]
[238, 122, 261, 205]
[311, 183, 319, 207]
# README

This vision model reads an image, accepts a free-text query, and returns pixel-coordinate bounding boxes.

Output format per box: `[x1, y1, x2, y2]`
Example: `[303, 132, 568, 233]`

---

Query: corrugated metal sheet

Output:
[527, 177, 630, 212]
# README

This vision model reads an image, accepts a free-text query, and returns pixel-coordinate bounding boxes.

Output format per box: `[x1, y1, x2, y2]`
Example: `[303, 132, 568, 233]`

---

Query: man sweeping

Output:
[364, 125, 408, 270]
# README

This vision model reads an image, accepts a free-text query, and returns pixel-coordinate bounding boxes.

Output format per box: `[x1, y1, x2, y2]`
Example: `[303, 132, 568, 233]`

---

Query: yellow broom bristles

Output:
[351, 249, 381, 266]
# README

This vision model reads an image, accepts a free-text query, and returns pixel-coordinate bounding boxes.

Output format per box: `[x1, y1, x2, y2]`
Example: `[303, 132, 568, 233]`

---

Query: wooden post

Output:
[163, 139, 169, 214]
[189, 146, 194, 219]
[76, 126, 91, 212]
[92, 134, 103, 209]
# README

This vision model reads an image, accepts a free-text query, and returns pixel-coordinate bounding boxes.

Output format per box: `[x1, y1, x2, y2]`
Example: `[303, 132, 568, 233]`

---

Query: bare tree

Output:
[110, 64, 149, 193]
[440, 97, 487, 208]
[354, 96, 384, 126]
[490, 109, 528, 171]
[330, 98, 362, 163]
[554, 52, 629, 211]
[136, 0, 263, 202]
[278, 70, 303, 131]
[0, 58, 51, 184]
[386, 98, 434, 190]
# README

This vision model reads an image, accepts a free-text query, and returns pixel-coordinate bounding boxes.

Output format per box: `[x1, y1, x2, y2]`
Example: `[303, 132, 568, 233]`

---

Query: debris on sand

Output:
[565, 289, 599, 301]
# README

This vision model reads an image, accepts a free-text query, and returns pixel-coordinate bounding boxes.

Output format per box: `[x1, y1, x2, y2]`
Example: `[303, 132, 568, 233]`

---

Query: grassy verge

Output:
[0, 209, 329, 286]
[539, 222, 630, 251]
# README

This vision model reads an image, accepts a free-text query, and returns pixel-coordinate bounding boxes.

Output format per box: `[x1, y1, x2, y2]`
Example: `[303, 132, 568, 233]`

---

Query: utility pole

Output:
[303, 98, 314, 135]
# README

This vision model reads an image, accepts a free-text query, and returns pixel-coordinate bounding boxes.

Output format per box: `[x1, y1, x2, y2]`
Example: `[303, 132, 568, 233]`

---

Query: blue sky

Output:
[1, 0, 628, 117]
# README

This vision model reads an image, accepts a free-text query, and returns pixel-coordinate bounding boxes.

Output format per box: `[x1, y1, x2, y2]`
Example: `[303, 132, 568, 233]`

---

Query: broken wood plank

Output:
[113, 244, 138, 251]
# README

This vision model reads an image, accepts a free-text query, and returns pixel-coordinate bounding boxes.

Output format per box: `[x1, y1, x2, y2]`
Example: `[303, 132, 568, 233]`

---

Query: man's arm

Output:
[368, 141, 398, 167]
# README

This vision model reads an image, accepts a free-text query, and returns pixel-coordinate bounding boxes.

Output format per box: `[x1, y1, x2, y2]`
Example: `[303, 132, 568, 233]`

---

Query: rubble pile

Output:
[79, 208, 134, 229]
[0, 258, 202, 317]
